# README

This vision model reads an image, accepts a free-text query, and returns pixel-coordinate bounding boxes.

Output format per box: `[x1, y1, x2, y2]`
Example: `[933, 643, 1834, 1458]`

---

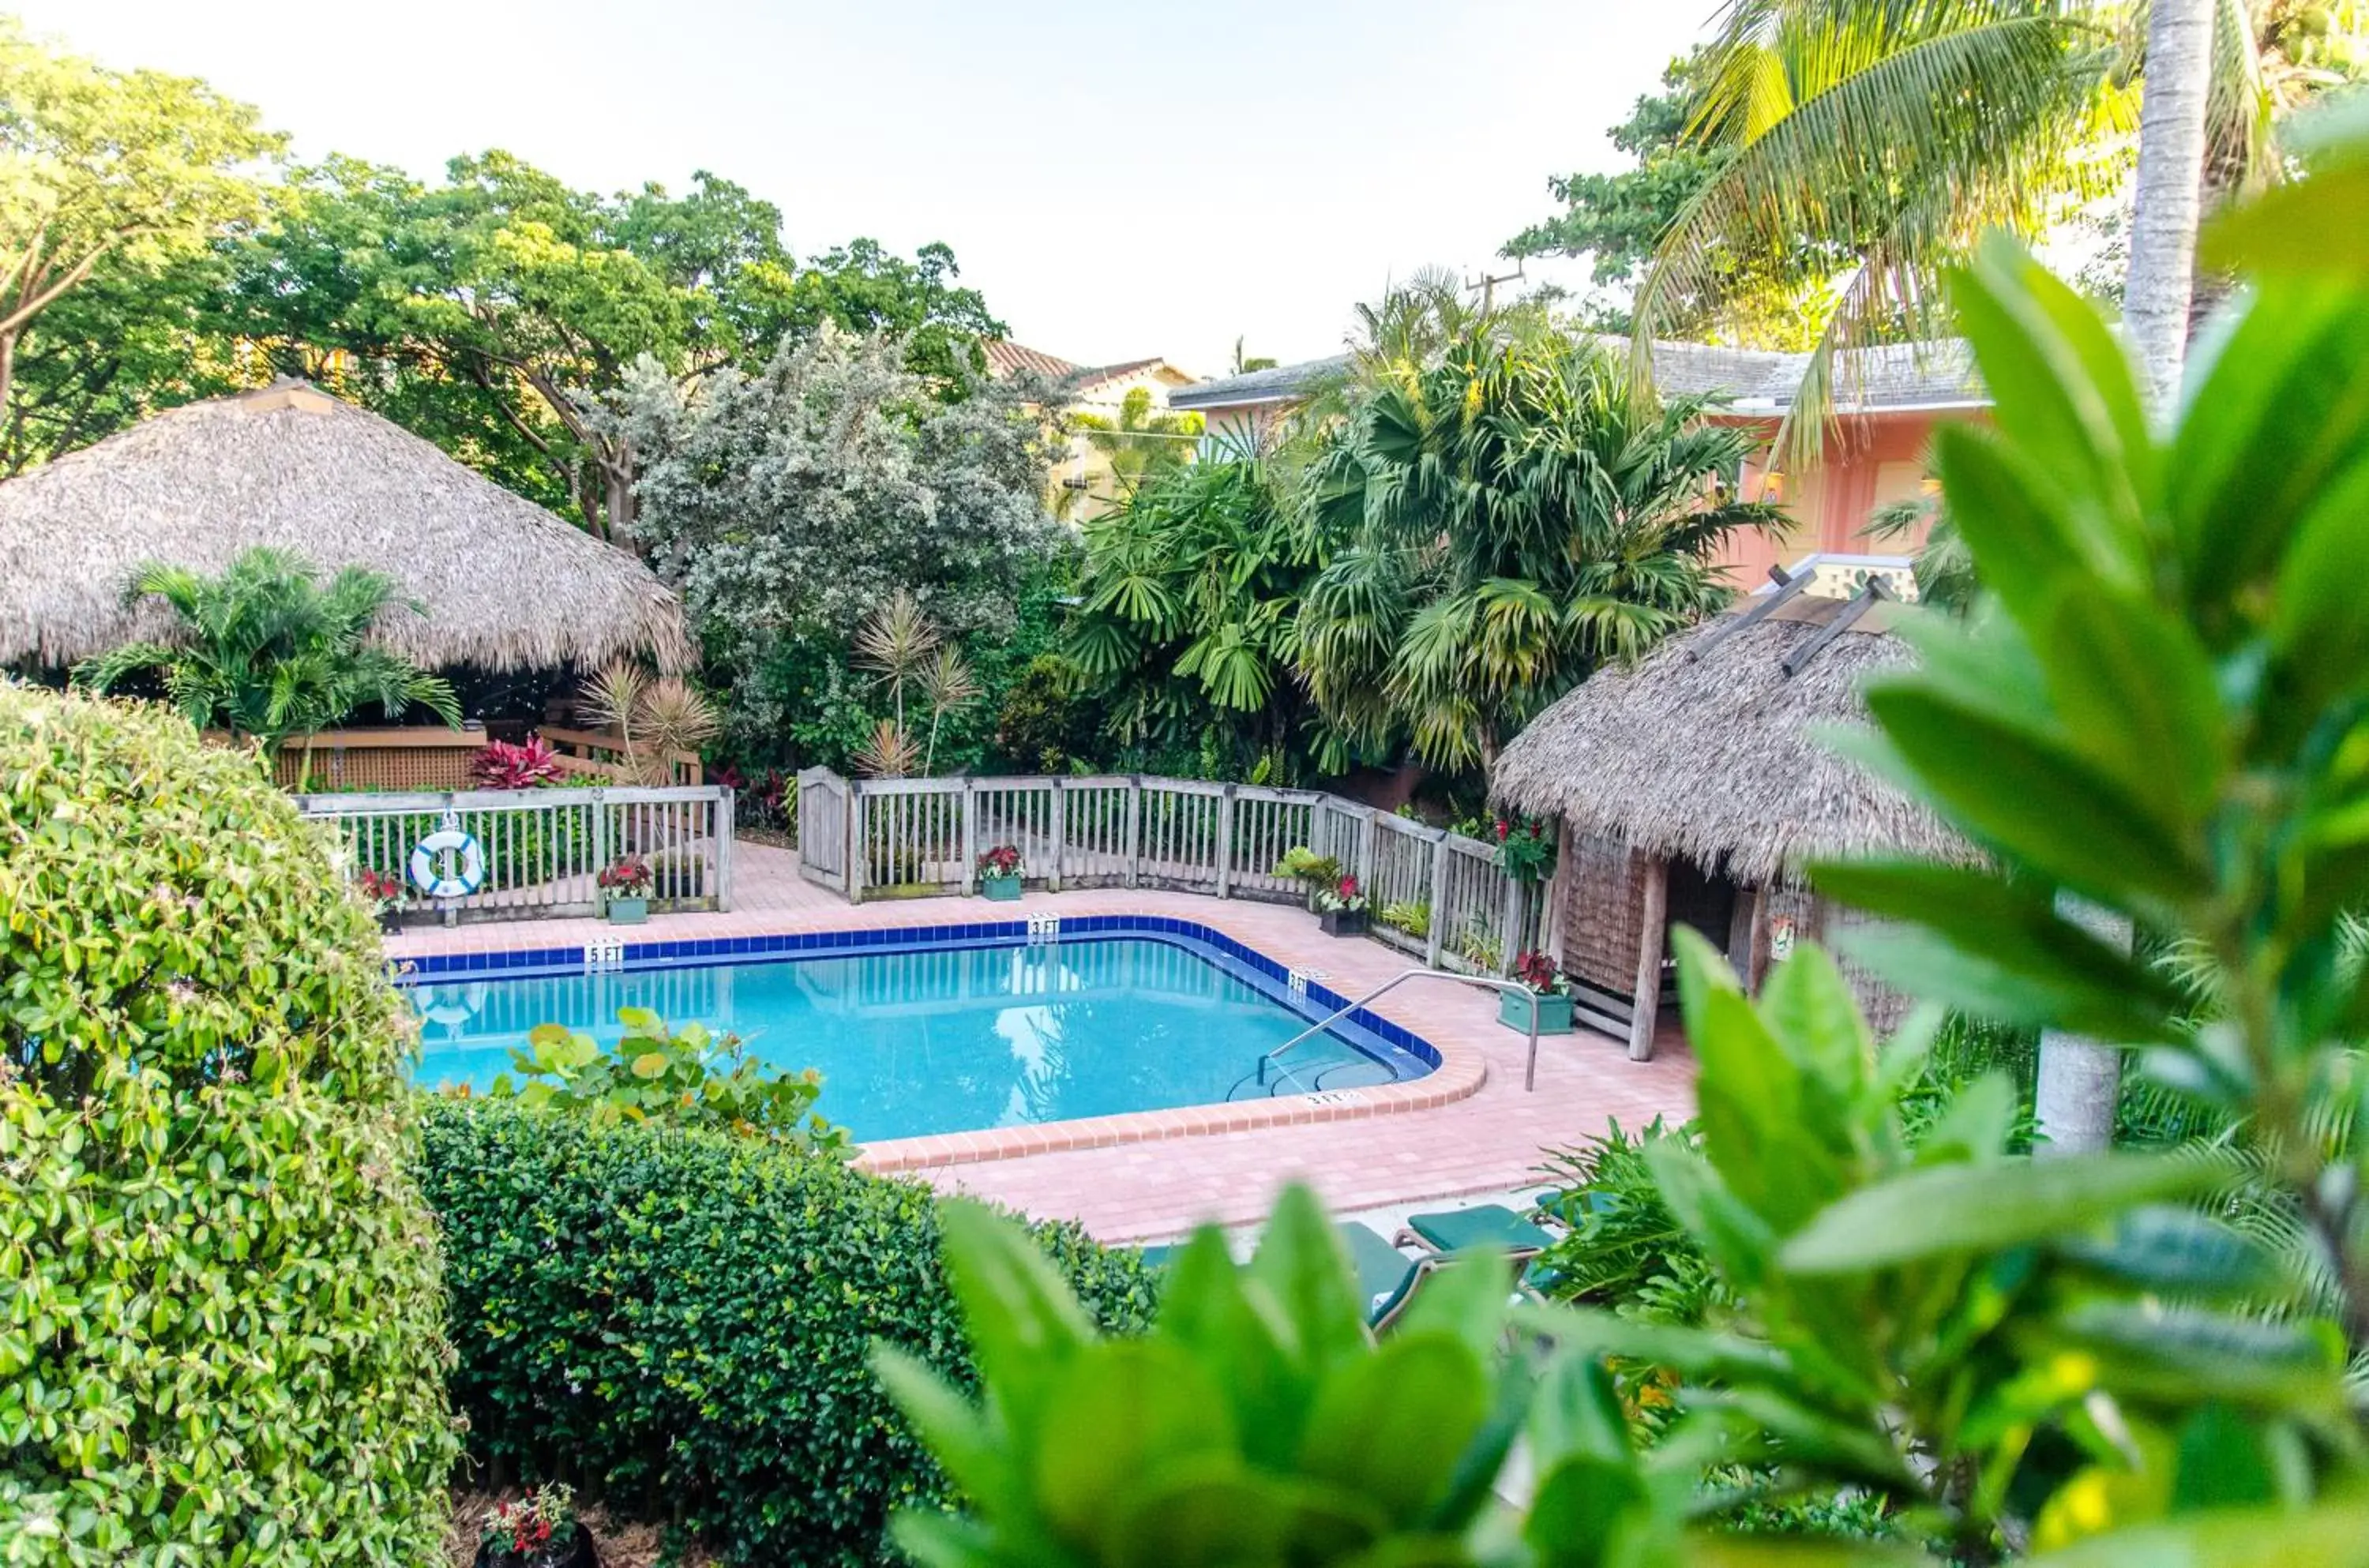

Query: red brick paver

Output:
[387, 843, 1698, 1241]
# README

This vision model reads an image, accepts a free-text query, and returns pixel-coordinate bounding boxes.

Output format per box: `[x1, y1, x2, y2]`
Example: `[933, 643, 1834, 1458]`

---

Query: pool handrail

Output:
[1263, 966, 1548, 1092]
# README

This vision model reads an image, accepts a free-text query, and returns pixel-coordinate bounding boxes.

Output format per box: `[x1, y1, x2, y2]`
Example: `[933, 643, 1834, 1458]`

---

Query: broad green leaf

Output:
[1104, 1457, 1301, 1568]
[1247, 1184, 1368, 1376]
[1155, 1225, 1310, 1469]
[1753, 941, 1874, 1101]
[1857, 682, 2208, 905]
[1522, 1453, 1651, 1568]
[1640, 1141, 1781, 1291]
[2172, 1405, 2277, 1513]
[1296, 1337, 1489, 1529]
[2054, 1206, 2285, 1305]
[1781, 1153, 2229, 1274]
[869, 1345, 1016, 1507]
[1514, 1303, 1790, 1386]
[2026, 1498, 2369, 1566]
[1911, 1070, 2018, 1167]
[1388, 1254, 1511, 1360]
[2053, 1302, 2350, 1415]
[885, 1509, 1000, 1568]
[1524, 1349, 1635, 1472]
[2201, 159, 2369, 281]
[1034, 1341, 1234, 1551]
[629, 1052, 668, 1080]
[2034, 589, 2225, 824]
[2269, 454, 2369, 709]
[934, 1199, 1096, 1440]
[1927, 426, 2094, 633]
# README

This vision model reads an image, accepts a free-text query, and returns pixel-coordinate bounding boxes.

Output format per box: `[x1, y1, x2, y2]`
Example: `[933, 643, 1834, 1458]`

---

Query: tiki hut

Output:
[0, 380, 689, 674]
[1492, 571, 1964, 1057]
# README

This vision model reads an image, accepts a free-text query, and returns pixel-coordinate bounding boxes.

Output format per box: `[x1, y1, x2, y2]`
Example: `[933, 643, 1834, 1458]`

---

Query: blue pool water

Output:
[407, 933, 1432, 1143]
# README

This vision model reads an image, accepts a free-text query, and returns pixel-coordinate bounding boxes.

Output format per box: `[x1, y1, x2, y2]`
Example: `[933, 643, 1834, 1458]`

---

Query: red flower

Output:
[1494, 819, 1510, 840]
[1337, 876, 1358, 898]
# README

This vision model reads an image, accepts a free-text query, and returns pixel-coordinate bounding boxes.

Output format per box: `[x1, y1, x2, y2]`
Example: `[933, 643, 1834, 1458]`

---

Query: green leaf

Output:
[2171, 1405, 2277, 1513]
[1522, 1452, 1651, 1568]
[2033, 588, 2225, 824]
[2026, 1498, 2369, 1566]
[934, 1199, 1096, 1438]
[629, 1052, 669, 1080]
[1296, 1337, 1489, 1529]
[1154, 1225, 1310, 1469]
[1856, 681, 2207, 905]
[869, 1345, 1015, 1506]
[2201, 159, 2369, 281]
[1246, 1184, 1368, 1377]
[1781, 1153, 2230, 1274]
[2054, 1206, 2284, 1305]
[1034, 1341, 1234, 1552]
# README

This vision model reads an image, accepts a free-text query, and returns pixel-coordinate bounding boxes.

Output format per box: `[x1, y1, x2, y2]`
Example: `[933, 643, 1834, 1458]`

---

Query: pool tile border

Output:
[392, 913, 1489, 1171]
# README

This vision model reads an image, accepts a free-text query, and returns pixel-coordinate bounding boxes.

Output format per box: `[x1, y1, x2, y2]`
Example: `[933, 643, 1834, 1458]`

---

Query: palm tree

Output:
[73, 546, 460, 782]
[1294, 327, 1782, 781]
[1630, 0, 2351, 464]
[1057, 387, 1203, 520]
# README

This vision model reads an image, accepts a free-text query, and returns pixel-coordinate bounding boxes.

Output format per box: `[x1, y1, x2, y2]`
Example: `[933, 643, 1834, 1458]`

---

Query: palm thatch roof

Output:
[0, 381, 689, 672]
[1491, 597, 1965, 885]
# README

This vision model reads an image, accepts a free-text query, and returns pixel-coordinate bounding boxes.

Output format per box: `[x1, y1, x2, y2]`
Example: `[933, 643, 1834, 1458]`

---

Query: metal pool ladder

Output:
[1263, 966, 1552, 1093]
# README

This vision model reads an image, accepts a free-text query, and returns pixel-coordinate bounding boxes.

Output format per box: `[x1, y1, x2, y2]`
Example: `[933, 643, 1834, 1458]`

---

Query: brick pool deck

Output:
[387, 842, 1698, 1242]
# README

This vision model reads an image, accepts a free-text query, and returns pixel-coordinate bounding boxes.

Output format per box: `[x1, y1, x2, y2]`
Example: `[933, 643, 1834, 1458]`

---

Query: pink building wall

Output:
[1713, 411, 1969, 587]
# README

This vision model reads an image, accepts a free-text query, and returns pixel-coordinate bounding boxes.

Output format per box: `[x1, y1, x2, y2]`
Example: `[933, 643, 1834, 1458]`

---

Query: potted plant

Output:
[1500, 949, 1575, 1035]
[1312, 874, 1368, 937]
[1272, 845, 1342, 910]
[597, 853, 652, 924]
[356, 867, 410, 935]
[977, 844, 1024, 901]
[475, 1484, 595, 1568]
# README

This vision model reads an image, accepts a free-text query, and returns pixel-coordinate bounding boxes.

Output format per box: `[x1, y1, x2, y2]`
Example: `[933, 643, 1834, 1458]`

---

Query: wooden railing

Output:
[298, 783, 735, 924]
[542, 726, 704, 785]
[794, 770, 1545, 980]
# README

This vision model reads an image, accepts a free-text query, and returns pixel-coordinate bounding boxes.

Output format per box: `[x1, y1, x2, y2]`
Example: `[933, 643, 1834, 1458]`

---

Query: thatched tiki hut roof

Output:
[1492, 591, 1964, 1058]
[1492, 594, 1962, 886]
[0, 381, 690, 672]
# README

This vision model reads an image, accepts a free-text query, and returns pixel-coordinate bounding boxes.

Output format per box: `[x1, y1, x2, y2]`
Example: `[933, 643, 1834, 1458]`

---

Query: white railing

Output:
[797, 771, 1545, 979]
[298, 783, 735, 923]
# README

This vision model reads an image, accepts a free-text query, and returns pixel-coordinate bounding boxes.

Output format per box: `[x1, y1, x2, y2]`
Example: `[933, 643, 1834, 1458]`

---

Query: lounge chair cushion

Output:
[1335, 1221, 1421, 1327]
[1406, 1204, 1557, 1258]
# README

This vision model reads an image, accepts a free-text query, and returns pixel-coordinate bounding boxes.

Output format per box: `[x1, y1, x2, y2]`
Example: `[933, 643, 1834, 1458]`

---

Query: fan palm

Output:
[73, 546, 459, 782]
[1057, 386, 1202, 520]
[1294, 328, 1782, 779]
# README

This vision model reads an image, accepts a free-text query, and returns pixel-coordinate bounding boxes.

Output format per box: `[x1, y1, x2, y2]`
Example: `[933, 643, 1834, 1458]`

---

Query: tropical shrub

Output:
[472, 734, 564, 789]
[1296, 324, 1780, 777]
[0, 683, 456, 1562]
[417, 1098, 1155, 1566]
[481, 1007, 852, 1153]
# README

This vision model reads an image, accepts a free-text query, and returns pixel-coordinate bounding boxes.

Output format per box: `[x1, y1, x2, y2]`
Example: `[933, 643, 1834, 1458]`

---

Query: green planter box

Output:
[980, 876, 1023, 902]
[1499, 989, 1572, 1034]
[605, 896, 649, 925]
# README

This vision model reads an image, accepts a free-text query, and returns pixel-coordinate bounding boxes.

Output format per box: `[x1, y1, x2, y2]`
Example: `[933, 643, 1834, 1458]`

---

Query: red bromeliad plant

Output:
[595, 855, 652, 898]
[1511, 948, 1565, 996]
[1493, 816, 1556, 883]
[471, 735, 563, 790]
[355, 866, 409, 914]
[977, 844, 1023, 879]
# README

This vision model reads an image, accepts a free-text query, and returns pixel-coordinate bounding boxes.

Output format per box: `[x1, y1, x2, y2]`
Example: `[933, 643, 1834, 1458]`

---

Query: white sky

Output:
[22, 0, 1707, 377]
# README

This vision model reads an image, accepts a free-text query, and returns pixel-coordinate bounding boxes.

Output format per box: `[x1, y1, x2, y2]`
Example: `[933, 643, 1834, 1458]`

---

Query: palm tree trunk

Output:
[2037, 0, 2216, 1157]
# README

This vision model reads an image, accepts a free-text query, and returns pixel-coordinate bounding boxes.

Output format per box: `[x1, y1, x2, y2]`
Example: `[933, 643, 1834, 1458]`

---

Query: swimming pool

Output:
[403, 919, 1437, 1145]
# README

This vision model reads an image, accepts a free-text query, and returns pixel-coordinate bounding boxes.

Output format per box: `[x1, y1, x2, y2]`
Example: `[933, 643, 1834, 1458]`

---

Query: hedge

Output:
[0, 685, 456, 1562]
[418, 1098, 1157, 1566]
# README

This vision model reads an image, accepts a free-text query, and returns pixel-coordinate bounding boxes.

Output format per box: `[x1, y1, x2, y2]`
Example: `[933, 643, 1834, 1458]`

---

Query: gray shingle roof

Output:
[1168, 339, 1984, 415]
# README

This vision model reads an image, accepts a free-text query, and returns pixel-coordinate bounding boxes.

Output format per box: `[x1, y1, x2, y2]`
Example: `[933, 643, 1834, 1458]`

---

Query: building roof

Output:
[1168, 339, 1984, 417]
[1490, 595, 1965, 885]
[983, 340, 1082, 381]
[0, 380, 691, 673]
[984, 344, 1194, 395]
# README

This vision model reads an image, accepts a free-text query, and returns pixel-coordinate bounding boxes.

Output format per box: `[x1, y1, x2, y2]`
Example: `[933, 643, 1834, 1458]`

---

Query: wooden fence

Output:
[298, 783, 735, 924]
[794, 770, 1545, 980]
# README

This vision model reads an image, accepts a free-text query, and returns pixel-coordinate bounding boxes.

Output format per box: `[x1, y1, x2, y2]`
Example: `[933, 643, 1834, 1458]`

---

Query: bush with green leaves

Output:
[0, 683, 456, 1562]
[417, 1098, 1155, 1566]
[482, 1007, 852, 1154]
[885, 148, 2369, 1562]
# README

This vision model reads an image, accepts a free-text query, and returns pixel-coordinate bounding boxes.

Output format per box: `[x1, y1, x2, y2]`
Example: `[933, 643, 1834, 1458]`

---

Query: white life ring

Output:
[408, 827, 486, 899]
[417, 981, 490, 1032]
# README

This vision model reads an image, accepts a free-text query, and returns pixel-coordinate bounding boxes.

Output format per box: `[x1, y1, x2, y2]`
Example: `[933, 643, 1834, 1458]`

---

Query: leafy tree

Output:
[884, 153, 2369, 1566]
[1295, 324, 1779, 779]
[72, 546, 459, 778]
[1068, 438, 1335, 778]
[0, 19, 279, 424]
[1504, 48, 1834, 346]
[626, 328, 1058, 757]
[221, 154, 1003, 538]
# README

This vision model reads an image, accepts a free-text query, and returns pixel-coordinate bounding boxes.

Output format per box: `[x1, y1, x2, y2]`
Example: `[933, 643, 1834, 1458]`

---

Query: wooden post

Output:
[1048, 778, 1066, 891]
[715, 788, 736, 912]
[1541, 821, 1571, 963]
[1358, 810, 1378, 894]
[1123, 776, 1142, 889]
[961, 778, 978, 896]
[1215, 784, 1237, 898]
[1726, 883, 1763, 988]
[846, 782, 865, 906]
[1424, 831, 1451, 969]
[1745, 884, 1776, 992]
[1497, 869, 1525, 978]
[1628, 855, 1669, 1061]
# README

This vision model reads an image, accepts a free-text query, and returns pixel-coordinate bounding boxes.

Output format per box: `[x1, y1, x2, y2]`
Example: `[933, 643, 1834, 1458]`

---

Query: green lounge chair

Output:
[1337, 1221, 1432, 1334]
[1399, 1203, 1558, 1262]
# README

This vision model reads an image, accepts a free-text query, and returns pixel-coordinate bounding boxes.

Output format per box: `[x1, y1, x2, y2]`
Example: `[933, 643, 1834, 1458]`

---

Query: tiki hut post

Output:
[1628, 855, 1669, 1062]
[1729, 883, 1769, 989]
